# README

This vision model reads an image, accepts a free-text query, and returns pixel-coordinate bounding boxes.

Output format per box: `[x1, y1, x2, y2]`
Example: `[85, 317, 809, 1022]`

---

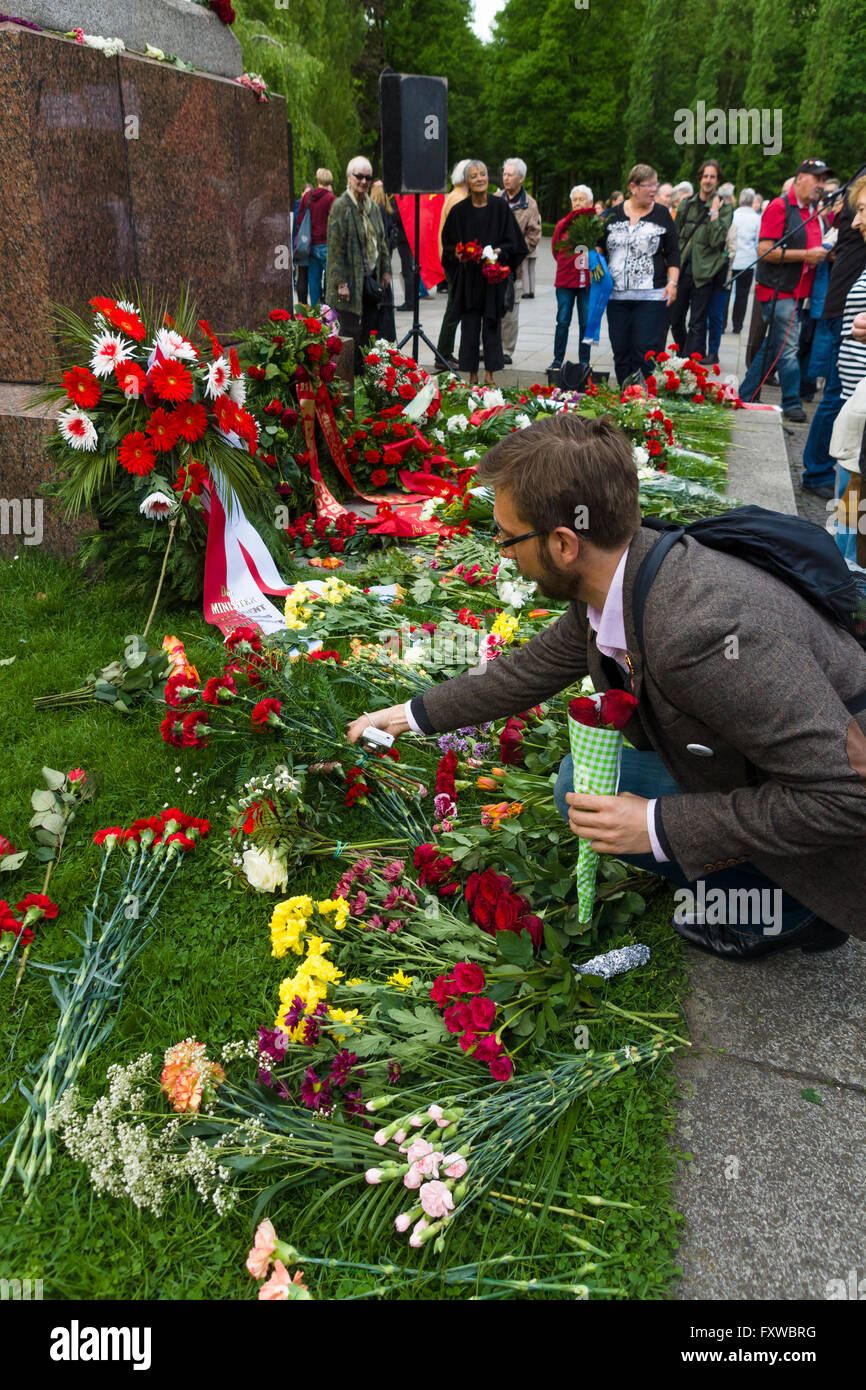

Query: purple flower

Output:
[0, 15, 42, 29]
[350, 890, 368, 917]
[381, 859, 405, 882]
[284, 994, 306, 1031]
[300, 1066, 334, 1113]
[302, 1016, 320, 1046]
[472, 742, 492, 759]
[330, 1049, 358, 1087]
[344, 1087, 366, 1116]
[258, 1025, 287, 1063]
[387, 1061, 402, 1084]
[386, 918, 405, 934]
[257, 1065, 272, 1088]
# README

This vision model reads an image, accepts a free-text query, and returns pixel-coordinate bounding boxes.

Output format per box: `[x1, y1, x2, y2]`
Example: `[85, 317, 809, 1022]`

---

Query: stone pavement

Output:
[400, 245, 866, 1301]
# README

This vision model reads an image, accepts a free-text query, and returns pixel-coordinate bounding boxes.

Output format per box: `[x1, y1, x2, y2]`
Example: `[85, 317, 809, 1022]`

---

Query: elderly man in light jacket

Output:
[499, 157, 542, 363]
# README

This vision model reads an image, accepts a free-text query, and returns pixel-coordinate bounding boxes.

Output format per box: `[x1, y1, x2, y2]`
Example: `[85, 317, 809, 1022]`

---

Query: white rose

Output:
[446, 413, 469, 434]
[462, 448, 480, 461]
[242, 846, 288, 893]
[632, 445, 649, 467]
[514, 412, 531, 429]
[481, 389, 505, 409]
[481, 244, 497, 261]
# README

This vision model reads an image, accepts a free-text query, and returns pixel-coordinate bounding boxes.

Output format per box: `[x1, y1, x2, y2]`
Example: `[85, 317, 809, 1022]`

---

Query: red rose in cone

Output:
[568, 696, 601, 727]
[598, 689, 639, 730]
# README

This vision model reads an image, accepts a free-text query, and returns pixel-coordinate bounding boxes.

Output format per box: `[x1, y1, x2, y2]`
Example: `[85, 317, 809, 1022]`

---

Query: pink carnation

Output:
[258, 1259, 291, 1299]
[419, 1180, 454, 1220]
[442, 1153, 468, 1179]
[409, 1218, 429, 1248]
[365, 1168, 384, 1184]
[406, 1137, 433, 1164]
[395, 1212, 413, 1233]
[246, 1218, 276, 1280]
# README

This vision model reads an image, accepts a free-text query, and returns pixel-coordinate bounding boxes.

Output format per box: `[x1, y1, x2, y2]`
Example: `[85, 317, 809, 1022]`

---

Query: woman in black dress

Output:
[441, 161, 527, 385]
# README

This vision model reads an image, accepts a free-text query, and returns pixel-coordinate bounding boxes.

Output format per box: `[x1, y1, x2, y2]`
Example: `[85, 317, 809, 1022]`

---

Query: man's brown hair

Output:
[477, 413, 642, 550]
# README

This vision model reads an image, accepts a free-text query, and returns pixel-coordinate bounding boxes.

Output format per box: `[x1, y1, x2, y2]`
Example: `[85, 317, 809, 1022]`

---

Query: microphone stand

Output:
[396, 193, 451, 371]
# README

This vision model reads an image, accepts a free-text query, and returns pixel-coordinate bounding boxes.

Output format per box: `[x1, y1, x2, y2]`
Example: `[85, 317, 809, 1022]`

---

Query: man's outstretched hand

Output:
[566, 790, 652, 855]
[346, 704, 411, 745]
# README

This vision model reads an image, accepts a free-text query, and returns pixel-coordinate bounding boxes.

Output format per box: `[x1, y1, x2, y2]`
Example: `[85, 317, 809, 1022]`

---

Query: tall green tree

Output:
[796, 0, 866, 180]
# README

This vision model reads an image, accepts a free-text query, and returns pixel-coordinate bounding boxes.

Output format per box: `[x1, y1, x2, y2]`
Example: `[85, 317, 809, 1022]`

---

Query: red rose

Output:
[464, 871, 481, 908]
[472, 898, 495, 932]
[453, 962, 486, 995]
[478, 868, 512, 903]
[264, 399, 283, 416]
[519, 913, 544, 949]
[430, 973, 457, 1006]
[598, 689, 639, 730]
[494, 895, 522, 933]
[469, 996, 496, 1030]
[489, 1054, 513, 1082]
[370, 469, 388, 487]
[443, 1002, 472, 1034]
[472, 1035, 503, 1064]
[319, 361, 337, 382]
[281, 408, 299, 427]
[269, 309, 291, 321]
[568, 696, 601, 727]
[458, 1030, 478, 1052]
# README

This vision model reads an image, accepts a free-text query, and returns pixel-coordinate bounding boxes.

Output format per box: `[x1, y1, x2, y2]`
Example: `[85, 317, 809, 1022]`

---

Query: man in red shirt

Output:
[738, 158, 830, 421]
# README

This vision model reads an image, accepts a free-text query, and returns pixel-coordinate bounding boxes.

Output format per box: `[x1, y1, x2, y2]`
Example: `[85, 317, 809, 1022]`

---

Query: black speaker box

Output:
[380, 72, 448, 195]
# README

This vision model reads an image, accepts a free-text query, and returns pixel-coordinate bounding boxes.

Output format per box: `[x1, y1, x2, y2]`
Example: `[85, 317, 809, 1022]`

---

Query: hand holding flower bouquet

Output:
[479, 245, 511, 285]
[553, 208, 608, 280]
[568, 689, 639, 924]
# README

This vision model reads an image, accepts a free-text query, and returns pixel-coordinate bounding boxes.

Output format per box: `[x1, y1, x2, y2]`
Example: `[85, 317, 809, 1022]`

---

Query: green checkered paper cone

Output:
[569, 714, 625, 925]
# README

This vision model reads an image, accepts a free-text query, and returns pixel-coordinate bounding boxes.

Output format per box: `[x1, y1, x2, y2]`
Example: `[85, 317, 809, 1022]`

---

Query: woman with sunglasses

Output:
[325, 157, 392, 367]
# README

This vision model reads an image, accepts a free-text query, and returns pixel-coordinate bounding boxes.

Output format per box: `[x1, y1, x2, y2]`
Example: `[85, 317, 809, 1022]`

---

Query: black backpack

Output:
[632, 506, 866, 718]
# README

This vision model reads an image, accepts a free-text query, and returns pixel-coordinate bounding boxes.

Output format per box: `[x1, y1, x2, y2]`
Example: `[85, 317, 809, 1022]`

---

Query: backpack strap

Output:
[632, 527, 685, 663]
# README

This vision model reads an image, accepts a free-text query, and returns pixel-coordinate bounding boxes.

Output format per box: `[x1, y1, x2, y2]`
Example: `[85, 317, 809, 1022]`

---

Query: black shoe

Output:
[523, 293, 535, 299]
[783, 406, 807, 422]
[699, 354, 719, 366]
[801, 482, 835, 500]
[547, 361, 563, 372]
[502, 354, 513, 364]
[673, 917, 849, 960]
[394, 303, 412, 312]
[446, 357, 460, 372]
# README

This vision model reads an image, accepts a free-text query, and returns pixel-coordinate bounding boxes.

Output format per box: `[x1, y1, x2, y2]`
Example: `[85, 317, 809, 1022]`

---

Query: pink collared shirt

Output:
[587, 546, 668, 862]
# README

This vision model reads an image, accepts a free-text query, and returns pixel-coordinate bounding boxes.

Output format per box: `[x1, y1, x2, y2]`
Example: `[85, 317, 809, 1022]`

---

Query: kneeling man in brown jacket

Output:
[349, 414, 866, 959]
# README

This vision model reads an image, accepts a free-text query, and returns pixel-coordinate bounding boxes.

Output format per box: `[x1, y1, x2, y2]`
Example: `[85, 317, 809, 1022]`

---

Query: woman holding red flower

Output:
[441, 161, 527, 386]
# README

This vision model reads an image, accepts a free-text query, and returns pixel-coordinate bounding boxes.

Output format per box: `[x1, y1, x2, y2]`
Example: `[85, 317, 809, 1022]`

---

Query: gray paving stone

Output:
[673, 1050, 866, 1300]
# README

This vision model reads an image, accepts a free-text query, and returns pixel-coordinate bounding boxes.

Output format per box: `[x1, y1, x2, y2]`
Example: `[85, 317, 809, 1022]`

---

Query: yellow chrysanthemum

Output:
[301, 953, 344, 987]
[271, 917, 308, 958]
[316, 898, 349, 930]
[346, 977, 367, 987]
[328, 1006, 362, 1026]
[386, 969, 413, 991]
[490, 612, 519, 644]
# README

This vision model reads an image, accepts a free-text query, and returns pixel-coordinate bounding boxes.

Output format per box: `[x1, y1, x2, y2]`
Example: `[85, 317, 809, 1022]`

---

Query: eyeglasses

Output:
[636, 181, 658, 191]
[493, 526, 546, 550]
[352, 172, 372, 182]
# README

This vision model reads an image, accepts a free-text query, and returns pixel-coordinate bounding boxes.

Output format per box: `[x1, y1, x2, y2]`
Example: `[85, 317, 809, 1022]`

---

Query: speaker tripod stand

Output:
[396, 193, 451, 372]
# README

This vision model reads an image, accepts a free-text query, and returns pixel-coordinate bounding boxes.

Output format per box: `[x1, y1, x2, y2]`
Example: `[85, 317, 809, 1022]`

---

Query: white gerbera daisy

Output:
[139, 491, 177, 521]
[58, 408, 98, 451]
[153, 327, 198, 362]
[90, 330, 136, 378]
[228, 374, 246, 405]
[204, 356, 230, 399]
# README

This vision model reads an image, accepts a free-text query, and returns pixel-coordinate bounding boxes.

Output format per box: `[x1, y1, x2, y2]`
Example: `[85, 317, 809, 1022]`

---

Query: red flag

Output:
[394, 194, 445, 290]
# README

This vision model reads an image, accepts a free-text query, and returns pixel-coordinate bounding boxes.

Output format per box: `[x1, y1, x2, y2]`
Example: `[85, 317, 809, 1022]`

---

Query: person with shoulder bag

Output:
[325, 157, 391, 367]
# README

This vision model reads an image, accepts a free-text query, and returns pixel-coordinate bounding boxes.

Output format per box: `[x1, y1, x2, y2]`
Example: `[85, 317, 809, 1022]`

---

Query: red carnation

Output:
[16, 893, 59, 920]
[164, 671, 201, 707]
[149, 360, 194, 404]
[370, 469, 388, 487]
[397, 384, 416, 400]
[264, 399, 284, 416]
[159, 713, 185, 747]
[118, 432, 157, 476]
[326, 335, 342, 356]
[247, 364, 267, 380]
[62, 366, 101, 409]
[306, 342, 324, 363]
[269, 309, 291, 321]
[251, 697, 282, 728]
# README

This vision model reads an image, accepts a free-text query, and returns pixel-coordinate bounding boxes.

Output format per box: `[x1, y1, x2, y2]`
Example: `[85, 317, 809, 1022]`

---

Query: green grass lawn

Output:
[0, 549, 690, 1300]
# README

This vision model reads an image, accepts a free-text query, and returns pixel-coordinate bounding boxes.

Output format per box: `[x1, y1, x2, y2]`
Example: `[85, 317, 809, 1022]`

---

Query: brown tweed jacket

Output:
[419, 524, 866, 937]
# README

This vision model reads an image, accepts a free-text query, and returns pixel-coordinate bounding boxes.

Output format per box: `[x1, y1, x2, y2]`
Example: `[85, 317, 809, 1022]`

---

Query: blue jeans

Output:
[307, 244, 327, 308]
[606, 299, 668, 386]
[553, 286, 590, 366]
[738, 297, 802, 411]
[833, 464, 858, 564]
[553, 748, 815, 938]
[707, 287, 730, 357]
[802, 318, 843, 489]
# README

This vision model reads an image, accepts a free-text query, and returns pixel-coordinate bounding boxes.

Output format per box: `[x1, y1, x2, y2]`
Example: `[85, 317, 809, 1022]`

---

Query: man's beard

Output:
[533, 550, 583, 602]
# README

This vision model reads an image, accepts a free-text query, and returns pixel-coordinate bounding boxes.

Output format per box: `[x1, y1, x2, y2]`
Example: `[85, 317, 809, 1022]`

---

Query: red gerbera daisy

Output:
[89, 296, 146, 342]
[118, 431, 157, 475]
[149, 360, 194, 404]
[146, 408, 179, 453]
[62, 366, 101, 409]
[173, 401, 208, 443]
[173, 459, 209, 500]
[114, 359, 147, 399]
[229, 346, 241, 379]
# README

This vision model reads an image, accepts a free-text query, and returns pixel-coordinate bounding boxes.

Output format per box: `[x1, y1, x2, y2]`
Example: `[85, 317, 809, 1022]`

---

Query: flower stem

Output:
[143, 513, 179, 640]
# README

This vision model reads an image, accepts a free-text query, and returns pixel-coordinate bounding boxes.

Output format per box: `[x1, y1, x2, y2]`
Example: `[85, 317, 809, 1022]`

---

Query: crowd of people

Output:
[293, 150, 866, 559]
